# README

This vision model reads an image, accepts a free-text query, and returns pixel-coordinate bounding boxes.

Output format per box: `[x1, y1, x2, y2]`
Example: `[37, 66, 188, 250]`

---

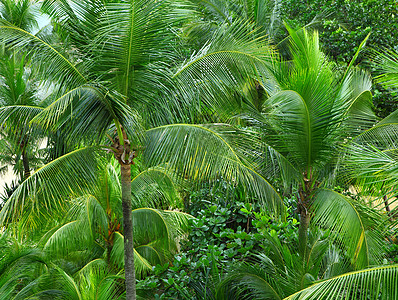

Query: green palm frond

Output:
[371, 48, 398, 93]
[110, 232, 152, 279]
[217, 261, 283, 300]
[131, 166, 182, 209]
[256, 142, 300, 189]
[145, 123, 285, 217]
[31, 85, 142, 144]
[0, 146, 102, 227]
[0, 105, 44, 141]
[344, 121, 398, 193]
[13, 265, 82, 300]
[131, 208, 174, 251]
[338, 69, 376, 132]
[90, 0, 176, 97]
[284, 264, 398, 300]
[174, 20, 275, 118]
[0, 19, 87, 90]
[43, 220, 93, 255]
[311, 189, 385, 269]
[0, 0, 40, 31]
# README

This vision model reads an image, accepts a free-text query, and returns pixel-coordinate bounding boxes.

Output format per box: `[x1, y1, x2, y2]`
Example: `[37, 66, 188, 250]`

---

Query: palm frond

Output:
[130, 166, 182, 209]
[311, 189, 385, 269]
[371, 48, 398, 93]
[174, 20, 275, 119]
[284, 264, 398, 300]
[0, 19, 87, 90]
[145, 123, 285, 217]
[91, 0, 177, 97]
[338, 68, 376, 133]
[13, 265, 82, 300]
[0, 146, 102, 227]
[110, 232, 152, 279]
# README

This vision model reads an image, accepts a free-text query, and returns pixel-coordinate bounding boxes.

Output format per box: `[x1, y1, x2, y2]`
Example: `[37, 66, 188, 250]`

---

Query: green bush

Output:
[138, 182, 299, 299]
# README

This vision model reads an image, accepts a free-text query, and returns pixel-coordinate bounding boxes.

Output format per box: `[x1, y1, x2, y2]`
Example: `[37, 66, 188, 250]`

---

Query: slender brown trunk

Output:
[121, 163, 136, 300]
[22, 148, 30, 181]
[384, 195, 391, 213]
[298, 208, 310, 259]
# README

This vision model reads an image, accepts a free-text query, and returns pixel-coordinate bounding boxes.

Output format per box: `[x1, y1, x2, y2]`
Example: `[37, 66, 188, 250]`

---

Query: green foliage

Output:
[281, 0, 398, 63]
[138, 182, 298, 299]
[281, 0, 398, 117]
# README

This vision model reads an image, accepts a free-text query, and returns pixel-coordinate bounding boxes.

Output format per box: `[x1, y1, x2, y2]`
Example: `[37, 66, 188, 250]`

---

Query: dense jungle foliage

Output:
[0, 0, 398, 299]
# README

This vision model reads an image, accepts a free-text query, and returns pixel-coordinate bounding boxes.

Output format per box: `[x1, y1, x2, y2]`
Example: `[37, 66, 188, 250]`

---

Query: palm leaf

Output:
[284, 265, 398, 300]
[0, 146, 102, 227]
[130, 166, 182, 209]
[371, 48, 398, 93]
[174, 20, 275, 119]
[0, 19, 87, 90]
[110, 232, 152, 279]
[311, 189, 385, 269]
[145, 123, 285, 217]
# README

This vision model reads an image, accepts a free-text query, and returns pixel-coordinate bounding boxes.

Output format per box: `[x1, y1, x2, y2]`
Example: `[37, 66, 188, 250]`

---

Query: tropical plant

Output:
[0, 0, 45, 181]
[43, 161, 192, 279]
[172, 21, 392, 270]
[0, 1, 287, 299]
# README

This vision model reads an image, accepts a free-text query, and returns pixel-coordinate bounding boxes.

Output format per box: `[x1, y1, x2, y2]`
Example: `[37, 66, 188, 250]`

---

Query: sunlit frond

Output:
[110, 232, 152, 279]
[145, 123, 285, 217]
[284, 265, 398, 300]
[371, 48, 398, 93]
[311, 189, 386, 269]
[0, 19, 87, 90]
[0, 146, 102, 227]
[131, 166, 182, 209]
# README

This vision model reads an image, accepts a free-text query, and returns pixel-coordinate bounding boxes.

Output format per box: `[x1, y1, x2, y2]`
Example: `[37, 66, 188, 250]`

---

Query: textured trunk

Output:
[384, 195, 391, 213]
[22, 148, 30, 181]
[121, 163, 136, 300]
[298, 208, 310, 259]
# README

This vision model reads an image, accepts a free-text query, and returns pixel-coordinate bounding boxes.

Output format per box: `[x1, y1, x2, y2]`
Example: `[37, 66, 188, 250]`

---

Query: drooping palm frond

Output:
[337, 68, 376, 133]
[371, 48, 398, 94]
[76, 259, 124, 300]
[12, 265, 82, 300]
[284, 264, 398, 300]
[89, 0, 178, 98]
[145, 123, 285, 217]
[0, 146, 102, 228]
[216, 229, 350, 300]
[131, 166, 182, 209]
[110, 232, 153, 279]
[311, 189, 386, 270]
[0, 105, 44, 141]
[174, 20, 276, 120]
[0, 19, 87, 91]
[31, 85, 142, 145]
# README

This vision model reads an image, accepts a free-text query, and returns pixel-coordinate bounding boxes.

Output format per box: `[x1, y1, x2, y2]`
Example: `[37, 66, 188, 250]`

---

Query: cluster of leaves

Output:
[138, 181, 299, 299]
[281, 0, 398, 117]
[282, 0, 398, 62]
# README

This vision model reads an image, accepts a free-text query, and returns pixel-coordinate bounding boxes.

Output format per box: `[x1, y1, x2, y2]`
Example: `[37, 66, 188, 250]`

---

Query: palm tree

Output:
[43, 160, 192, 278]
[172, 22, 387, 267]
[342, 48, 398, 228]
[0, 1, 284, 298]
[0, 0, 45, 181]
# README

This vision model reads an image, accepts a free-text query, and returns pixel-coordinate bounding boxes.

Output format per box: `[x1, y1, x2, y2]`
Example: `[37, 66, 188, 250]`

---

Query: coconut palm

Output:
[0, 1, 285, 298]
[0, 0, 45, 181]
[0, 232, 125, 300]
[43, 161, 192, 279]
[342, 48, 398, 228]
[168, 22, 389, 272]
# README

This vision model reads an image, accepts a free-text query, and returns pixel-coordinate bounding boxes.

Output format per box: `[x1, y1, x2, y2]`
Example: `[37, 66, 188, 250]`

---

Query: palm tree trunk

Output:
[298, 208, 310, 259]
[21, 148, 30, 181]
[121, 163, 136, 300]
[384, 195, 391, 213]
